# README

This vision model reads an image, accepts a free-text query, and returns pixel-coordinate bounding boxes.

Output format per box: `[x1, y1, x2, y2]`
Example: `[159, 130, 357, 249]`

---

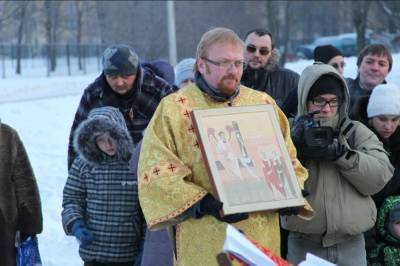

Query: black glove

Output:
[300, 189, 310, 197]
[323, 139, 347, 161]
[291, 113, 319, 147]
[279, 207, 300, 216]
[297, 137, 347, 162]
[296, 144, 327, 161]
[279, 190, 309, 216]
[195, 194, 248, 223]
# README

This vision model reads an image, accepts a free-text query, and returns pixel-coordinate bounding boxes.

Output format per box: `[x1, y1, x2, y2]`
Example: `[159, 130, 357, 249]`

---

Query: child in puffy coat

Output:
[369, 196, 400, 266]
[62, 106, 145, 266]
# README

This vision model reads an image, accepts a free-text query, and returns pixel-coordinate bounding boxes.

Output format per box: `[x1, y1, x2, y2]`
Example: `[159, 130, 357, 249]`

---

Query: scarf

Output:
[195, 72, 239, 102]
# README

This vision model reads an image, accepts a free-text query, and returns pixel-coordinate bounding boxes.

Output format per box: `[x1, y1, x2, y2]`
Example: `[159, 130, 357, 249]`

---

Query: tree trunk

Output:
[280, 1, 291, 66]
[352, 1, 371, 54]
[16, 2, 28, 74]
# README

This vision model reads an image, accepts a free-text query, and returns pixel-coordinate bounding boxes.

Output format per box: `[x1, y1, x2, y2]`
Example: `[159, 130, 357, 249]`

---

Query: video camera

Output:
[301, 110, 335, 147]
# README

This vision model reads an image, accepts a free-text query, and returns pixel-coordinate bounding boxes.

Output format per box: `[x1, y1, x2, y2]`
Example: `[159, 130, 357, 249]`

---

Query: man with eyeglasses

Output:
[281, 45, 346, 118]
[241, 28, 299, 105]
[282, 63, 393, 265]
[67, 44, 177, 169]
[137, 27, 313, 265]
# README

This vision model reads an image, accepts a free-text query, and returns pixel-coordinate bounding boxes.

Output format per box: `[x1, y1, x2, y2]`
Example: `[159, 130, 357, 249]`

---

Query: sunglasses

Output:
[246, 44, 270, 56]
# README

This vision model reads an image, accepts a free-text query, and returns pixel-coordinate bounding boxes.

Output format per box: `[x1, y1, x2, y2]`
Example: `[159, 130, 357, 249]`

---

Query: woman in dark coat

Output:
[350, 83, 400, 259]
[0, 121, 43, 266]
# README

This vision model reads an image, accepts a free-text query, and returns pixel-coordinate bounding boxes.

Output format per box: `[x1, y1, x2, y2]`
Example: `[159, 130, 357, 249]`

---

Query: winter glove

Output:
[279, 207, 300, 216]
[279, 190, 309, 216]
[195, 194, 249, 223]
[322, 139, 347, 161]
[291, 113, 319, 147]
[71, 219, 94, 247]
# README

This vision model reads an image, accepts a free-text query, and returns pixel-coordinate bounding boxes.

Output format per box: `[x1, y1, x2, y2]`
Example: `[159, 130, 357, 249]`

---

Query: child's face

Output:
[96, 132, 118, 156]
[390, 222, 400, 239]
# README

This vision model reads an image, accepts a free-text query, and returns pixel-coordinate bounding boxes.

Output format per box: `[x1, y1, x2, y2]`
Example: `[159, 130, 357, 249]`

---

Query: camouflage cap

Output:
[102, 44, 139, 76]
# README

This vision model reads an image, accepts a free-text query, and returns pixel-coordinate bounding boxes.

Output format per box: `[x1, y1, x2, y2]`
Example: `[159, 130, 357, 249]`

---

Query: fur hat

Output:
[367, 83, 400, 118]
[102, 44, 139, 76]
[307, 74, 344, 101]
[175, 58, 195, 87]
[314, 45, 342, 64]
[74, 106, 133, 164]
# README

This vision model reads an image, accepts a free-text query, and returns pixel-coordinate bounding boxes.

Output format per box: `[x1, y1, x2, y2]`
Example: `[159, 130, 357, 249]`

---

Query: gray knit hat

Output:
[102, 44, 139, 76]
[175, 58, 195, 87]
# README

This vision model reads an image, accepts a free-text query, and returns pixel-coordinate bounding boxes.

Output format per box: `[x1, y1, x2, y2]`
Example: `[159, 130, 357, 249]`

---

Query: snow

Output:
[0, 54, 399, 265]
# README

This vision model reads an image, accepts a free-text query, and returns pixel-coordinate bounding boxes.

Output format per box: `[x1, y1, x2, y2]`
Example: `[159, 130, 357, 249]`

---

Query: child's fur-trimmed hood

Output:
[73, 106, 133, 165]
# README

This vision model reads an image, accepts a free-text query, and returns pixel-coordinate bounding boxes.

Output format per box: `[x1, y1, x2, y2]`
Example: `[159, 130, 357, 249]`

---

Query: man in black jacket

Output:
[67, 44, 177, 169]
[348, 44, 392, 110]
[241, 29, 299, 105]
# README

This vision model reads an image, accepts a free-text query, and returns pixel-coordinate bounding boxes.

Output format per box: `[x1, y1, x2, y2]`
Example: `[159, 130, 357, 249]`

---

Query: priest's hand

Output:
[195, 193, 248, 223]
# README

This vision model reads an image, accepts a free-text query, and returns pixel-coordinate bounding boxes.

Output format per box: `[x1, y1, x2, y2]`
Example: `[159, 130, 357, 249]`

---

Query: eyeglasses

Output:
[202, 57, 246, 69]
[246, 44, 270, 56]
[311, 97, 340, 108]
[330, 61, 345, 70]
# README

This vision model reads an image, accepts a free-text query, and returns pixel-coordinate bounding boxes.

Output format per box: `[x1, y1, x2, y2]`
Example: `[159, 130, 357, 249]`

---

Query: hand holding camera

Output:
[292, 111, 346, 161]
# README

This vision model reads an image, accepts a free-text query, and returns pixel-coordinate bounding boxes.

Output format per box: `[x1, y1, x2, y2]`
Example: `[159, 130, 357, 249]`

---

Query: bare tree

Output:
[45, 1, 60, 72]
[73, 1, 84, 70]
[280, 1, 292, 66]
[95, 1, 107, 44]
[16, 1, 28, 74]
[266, 1, 280, 42]
[376, 0, 400, 33]
[352, 1, 371, 53]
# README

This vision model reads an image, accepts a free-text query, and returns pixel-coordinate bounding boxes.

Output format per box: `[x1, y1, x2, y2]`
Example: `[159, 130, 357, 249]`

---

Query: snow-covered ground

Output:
[0, 55, 399, 265]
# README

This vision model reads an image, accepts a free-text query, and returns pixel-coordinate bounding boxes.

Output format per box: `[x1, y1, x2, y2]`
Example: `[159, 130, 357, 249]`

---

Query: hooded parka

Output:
[281, 64, 393, 247]
[62, 107, 145, 263]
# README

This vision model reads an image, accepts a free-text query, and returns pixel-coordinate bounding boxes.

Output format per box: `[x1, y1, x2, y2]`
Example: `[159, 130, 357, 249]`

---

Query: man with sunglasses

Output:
[137, 27, 313, 265]
[282, 63, 393, 265]
[241, 28, 299, 105]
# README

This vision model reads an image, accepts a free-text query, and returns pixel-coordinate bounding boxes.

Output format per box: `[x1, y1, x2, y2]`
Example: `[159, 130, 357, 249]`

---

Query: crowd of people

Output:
[2, 26, 399, 266]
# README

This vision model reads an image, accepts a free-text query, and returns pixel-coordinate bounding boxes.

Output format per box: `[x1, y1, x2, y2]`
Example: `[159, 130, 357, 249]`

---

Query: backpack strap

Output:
[339, 119, 356, 160]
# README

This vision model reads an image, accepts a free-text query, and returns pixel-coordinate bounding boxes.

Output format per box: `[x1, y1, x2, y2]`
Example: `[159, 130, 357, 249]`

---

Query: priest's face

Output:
[197, 42, 244, 96]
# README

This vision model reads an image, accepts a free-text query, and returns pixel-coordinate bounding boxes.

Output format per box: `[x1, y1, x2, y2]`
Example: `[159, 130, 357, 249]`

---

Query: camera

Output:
[304, 126, 334, 147]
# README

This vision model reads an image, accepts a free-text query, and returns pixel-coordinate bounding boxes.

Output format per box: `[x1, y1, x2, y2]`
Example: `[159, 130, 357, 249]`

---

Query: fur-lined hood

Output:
[265, 48, 280, 72]
[73, 106, 133, 165]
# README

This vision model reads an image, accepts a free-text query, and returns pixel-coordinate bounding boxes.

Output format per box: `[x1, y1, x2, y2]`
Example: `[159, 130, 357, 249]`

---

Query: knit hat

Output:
[314, 45, 342, 64]
[102, 44, 139, 76]
[307, 74, 344, 101]
[367, 83, 400, 118]
[175, 58, 195, 87]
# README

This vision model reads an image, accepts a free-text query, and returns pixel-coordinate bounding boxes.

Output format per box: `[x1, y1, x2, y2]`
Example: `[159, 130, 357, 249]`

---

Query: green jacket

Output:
[281, 64, 393, 247]
[369, 196, 400, 266]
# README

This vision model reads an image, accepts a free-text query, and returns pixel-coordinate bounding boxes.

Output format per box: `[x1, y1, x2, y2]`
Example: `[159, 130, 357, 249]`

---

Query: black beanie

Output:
[307, 75, 344, 101]
[313, 45, 342, 64]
